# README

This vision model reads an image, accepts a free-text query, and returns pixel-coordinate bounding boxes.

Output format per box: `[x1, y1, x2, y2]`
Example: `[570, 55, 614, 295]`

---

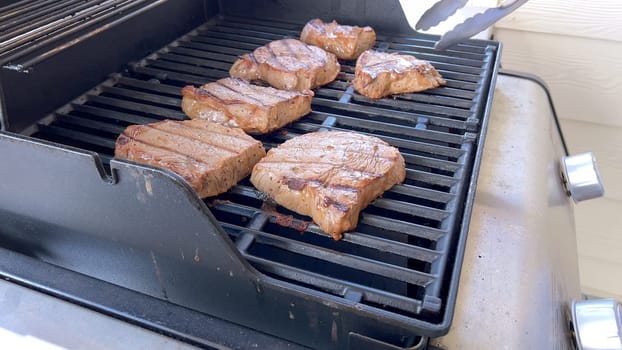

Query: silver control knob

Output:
[561, 152, 605, 202]
[571, 299, 622, 350]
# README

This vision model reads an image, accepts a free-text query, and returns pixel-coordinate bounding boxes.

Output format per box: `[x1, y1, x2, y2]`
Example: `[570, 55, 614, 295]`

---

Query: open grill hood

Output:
[0, 1, 500, 349]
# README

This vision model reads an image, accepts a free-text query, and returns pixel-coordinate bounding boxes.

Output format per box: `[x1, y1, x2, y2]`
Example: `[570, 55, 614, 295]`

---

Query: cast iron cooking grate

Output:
[30, 16, 497, 329]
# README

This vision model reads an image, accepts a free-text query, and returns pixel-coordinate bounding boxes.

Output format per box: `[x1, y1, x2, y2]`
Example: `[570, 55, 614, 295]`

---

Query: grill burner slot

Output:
[0, 10, 499, 349]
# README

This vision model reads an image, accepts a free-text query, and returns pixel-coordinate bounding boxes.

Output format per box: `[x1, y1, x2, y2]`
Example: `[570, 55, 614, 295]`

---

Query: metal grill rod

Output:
[0, 0, 159, 67]
[0, 0, 102, 42]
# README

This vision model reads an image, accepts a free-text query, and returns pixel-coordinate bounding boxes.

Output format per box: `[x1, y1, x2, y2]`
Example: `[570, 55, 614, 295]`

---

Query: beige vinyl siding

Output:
[495, 0, 622, 42]
[574, 197, 622, 299]
[493, 0, 622, 300]
[561, 120, 622, 298]
[494, 28, 622, 128]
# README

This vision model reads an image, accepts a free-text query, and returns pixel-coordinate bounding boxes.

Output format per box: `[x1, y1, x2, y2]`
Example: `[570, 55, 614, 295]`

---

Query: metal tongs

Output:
[416, 0, 529, 50]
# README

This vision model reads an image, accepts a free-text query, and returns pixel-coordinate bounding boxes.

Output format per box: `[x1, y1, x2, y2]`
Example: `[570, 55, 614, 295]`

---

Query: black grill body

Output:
[0, 1, 500, 349]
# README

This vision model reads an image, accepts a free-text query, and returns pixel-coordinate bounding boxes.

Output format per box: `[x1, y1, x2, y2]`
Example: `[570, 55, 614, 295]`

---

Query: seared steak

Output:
[300, 19, 376, 60]
[250, 131, 406, 240]
[353, 50, 446, 99]
[115, 119, 266, 198]
[229, 38, 340, 91]
[181, 78, 313, 134]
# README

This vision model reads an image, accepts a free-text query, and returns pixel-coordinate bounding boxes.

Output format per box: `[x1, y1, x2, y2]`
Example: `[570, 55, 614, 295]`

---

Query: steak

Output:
[250, 131, 406, 240]
[115, 119, 266, 198]
[229, 38, 340, 91]
[300, 18, 376, 60]
[181, 77, 313, 134]
[353, 50, 446, 99]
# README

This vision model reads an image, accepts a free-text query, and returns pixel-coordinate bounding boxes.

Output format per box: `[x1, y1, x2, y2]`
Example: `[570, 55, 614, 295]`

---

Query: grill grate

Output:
[29, 16, 497, 328]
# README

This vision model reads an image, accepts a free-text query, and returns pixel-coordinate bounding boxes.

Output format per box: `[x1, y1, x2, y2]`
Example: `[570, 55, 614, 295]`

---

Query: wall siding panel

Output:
[496, 0, 622, 42]
[494, 29, 622, 127]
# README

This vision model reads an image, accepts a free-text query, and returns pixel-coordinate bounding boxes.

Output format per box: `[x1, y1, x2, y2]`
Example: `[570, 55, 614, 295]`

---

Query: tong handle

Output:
[416, 0, 469, 31]
[433, 0, 529, 50]
[499, 0, 523, 9]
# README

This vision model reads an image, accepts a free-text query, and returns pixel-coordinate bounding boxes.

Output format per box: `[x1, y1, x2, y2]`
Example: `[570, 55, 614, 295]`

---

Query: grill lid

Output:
[0, 14, 500, 350]
[0, 0, 170, 69]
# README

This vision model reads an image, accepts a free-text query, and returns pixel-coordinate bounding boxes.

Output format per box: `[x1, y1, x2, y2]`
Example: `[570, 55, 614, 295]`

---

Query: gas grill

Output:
[0, 1, 585, 349]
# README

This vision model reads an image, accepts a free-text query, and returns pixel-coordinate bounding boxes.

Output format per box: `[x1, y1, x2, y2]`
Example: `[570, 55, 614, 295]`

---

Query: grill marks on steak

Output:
[229, 38, 340, 91]
[300, 19, 376, 60]
[353, 50, 446, 99]
[251, 131, 406, 240]
[181, 78, 313, 134]
[114, 22, 441, 239]
[115, 119, 266, 198]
